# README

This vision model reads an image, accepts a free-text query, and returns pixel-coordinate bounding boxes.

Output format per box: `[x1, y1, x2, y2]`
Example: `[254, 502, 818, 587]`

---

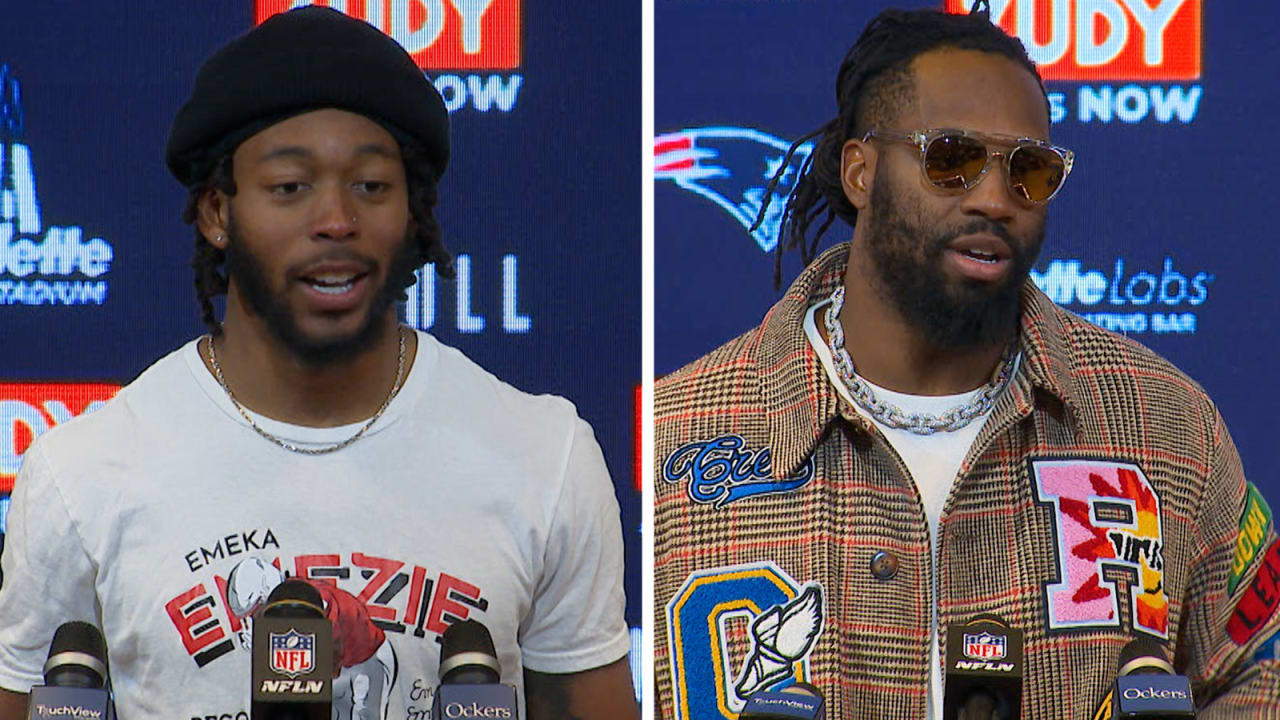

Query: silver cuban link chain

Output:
[823, 286, 1018, 435]
[206, 326, 407, 455]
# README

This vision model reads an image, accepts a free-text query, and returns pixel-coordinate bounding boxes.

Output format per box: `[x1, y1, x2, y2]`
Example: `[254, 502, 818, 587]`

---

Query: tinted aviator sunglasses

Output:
[862, 128, 1075, 205]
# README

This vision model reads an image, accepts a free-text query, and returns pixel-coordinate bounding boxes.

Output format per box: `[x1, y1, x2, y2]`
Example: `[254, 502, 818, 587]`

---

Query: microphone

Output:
[738, 681, 826, 719]
[250, 579, 334, 720]
[1089, 638, 1195, 719]
[27, 621, 115, 720]
[431, 620, 517, 720]
[943, 615, 1023, 720]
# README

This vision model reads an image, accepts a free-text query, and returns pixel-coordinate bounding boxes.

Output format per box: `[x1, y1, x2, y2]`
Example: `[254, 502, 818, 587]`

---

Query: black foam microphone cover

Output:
[43, 621, 108, 689]
[1107, 638, 1195, 719]
[439, 619, 501, 684]
[28, 622, 115, 720]
[432, 620, 517, 720]
[1116, 638, 1176, 678]
[262, 579, 326, 618]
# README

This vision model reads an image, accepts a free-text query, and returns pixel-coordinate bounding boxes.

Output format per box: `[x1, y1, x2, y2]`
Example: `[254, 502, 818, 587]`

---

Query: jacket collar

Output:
[756, 243, 1083, 479]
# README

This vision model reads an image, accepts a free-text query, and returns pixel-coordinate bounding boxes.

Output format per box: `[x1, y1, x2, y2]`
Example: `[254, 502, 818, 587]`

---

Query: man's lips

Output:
[948, 233, 1012, 264]
[945, 233, 1014, 281]
[295, 262, 373, 307]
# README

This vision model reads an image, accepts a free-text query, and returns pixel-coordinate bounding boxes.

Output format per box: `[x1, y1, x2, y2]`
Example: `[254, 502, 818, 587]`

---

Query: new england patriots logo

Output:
[655, 127, 813, 253]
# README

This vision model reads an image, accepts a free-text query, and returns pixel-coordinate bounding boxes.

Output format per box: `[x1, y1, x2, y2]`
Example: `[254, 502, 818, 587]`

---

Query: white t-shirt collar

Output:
[183, 329, 434, 447]
[803, 298, 997, 416]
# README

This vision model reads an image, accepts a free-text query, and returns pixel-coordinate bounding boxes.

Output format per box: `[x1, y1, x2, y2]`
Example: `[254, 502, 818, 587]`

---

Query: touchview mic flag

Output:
[432, 620, 518, 720]
[27, 621, 115, 720]
[943, 615, 1023, 720]
[251, 579, 334, 720]
[738, 681, 826, 720]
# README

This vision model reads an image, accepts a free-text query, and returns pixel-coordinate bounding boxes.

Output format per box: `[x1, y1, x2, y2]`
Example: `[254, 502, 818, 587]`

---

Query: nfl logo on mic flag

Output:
[948, 619, 1023, 675]
[964, 632, 1007, 661]
[252, 615, 333, 702]
[269, 630, 315, 678]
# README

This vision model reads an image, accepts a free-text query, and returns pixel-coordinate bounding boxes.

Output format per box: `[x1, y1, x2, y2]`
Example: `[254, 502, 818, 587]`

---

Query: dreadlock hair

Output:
[752, 1, 1047, 289]
[181, 139, 454, 337]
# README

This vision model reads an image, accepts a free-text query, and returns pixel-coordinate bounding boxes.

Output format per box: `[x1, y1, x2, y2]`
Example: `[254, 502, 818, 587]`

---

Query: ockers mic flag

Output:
[251, 579, 334, 720]
[944, 615, 1024, 720]
[432, 620, 518, 720]
[1090, 638, 1195, 719]
[27, 621, 115, 720]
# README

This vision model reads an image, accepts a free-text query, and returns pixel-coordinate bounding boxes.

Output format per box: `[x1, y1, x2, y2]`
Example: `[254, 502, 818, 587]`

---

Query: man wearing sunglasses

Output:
[654, 5, 1280, 720]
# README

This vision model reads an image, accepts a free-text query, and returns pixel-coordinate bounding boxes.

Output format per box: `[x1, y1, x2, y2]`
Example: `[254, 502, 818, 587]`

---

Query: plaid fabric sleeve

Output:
[1184, 404, 1280, 717]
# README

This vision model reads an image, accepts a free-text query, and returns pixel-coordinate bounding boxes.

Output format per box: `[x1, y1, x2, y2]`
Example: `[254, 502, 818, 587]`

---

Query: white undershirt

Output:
[804, 299, 1002, 720]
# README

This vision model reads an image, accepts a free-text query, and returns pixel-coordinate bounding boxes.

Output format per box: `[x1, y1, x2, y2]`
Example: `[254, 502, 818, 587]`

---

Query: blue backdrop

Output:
[655, 0, 1280, 510]
[0, 0, 641, 692]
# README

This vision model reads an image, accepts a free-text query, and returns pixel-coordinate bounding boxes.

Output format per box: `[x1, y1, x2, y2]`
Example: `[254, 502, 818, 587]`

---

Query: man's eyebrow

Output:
[257, 146, 312, 163]
[256, 143, 399, 163]
[354, 143, 398, 159]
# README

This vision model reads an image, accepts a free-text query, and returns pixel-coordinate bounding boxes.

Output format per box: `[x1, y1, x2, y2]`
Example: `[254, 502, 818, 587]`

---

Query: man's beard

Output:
[862, 170, 1044, 349]
[222, 216, 421, 367]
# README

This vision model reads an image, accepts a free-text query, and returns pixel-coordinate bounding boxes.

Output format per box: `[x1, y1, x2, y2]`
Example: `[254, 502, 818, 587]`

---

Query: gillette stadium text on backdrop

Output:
[656, 0, 1278, 500]
[0, 0, 641, 693]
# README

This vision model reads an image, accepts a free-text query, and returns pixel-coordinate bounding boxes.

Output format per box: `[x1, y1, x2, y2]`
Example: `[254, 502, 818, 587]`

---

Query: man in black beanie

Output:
[0, 7, 636, 720]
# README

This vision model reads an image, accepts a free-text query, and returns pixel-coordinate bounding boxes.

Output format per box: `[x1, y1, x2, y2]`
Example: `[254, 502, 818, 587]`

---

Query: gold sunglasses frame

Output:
[862, 128, 1076, 205]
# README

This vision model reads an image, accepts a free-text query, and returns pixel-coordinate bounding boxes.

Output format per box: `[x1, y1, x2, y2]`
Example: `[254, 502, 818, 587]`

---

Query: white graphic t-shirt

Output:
[0, 331, 630, 719]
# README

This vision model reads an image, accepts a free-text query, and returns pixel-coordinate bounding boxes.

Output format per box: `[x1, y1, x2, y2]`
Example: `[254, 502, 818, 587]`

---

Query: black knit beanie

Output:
[165, 5, 449, 186]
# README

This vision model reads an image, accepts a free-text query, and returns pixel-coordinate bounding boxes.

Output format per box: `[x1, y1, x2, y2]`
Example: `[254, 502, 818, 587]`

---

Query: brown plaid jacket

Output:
[654, 243, 1280, 719]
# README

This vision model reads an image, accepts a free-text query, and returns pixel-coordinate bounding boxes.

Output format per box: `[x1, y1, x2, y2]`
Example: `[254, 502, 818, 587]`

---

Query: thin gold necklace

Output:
[205, 326, 407, 455]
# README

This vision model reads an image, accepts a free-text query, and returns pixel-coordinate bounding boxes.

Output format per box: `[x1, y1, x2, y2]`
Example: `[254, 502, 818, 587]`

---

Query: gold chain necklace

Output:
[205, 327, 407, 455]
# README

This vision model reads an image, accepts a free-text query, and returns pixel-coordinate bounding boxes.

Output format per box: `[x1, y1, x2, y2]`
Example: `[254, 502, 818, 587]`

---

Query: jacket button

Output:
[870, 551, 899, 580]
